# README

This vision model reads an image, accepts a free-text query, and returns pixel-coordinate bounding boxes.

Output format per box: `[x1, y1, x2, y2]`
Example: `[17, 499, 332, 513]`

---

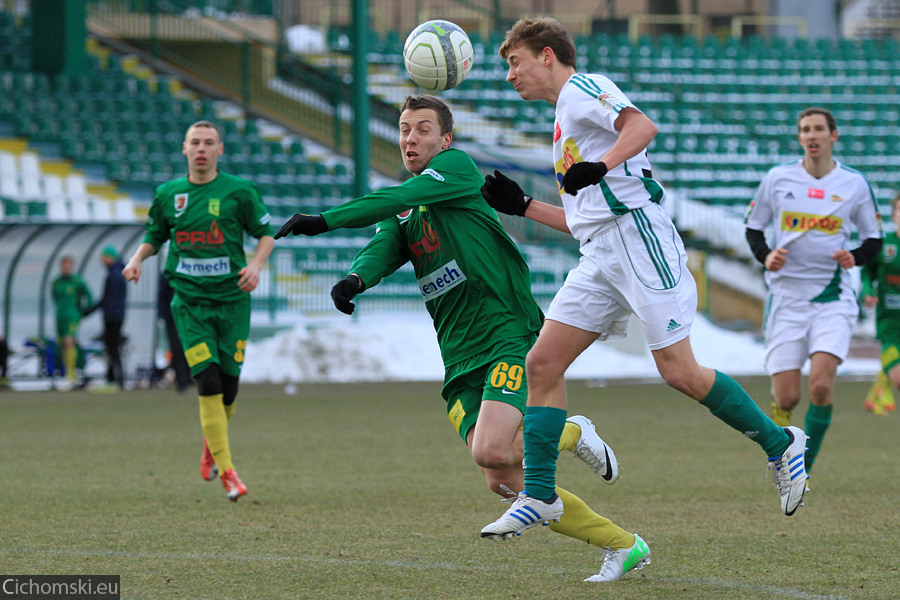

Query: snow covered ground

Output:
[242, 311, 880, 384]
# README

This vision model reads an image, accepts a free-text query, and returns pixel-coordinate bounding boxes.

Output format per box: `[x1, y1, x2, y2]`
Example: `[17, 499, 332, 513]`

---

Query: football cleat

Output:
[200, 439, 218, 482]
[767, 426, 808, 516]
[770, 402, 792, 427]
[566, 415, 619, 483]
[480, 491, 563, 540]
[584, 534, 651, 582]
[220, 468, 247, 502]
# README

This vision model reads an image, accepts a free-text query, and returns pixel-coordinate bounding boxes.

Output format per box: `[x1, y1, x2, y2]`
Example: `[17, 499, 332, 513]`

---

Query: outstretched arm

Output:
[481, 170, 570, 234]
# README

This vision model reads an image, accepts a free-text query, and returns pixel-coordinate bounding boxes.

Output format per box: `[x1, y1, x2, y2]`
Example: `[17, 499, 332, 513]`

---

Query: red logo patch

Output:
[553, 122, 561, 143]
[808, 188, 825, 199]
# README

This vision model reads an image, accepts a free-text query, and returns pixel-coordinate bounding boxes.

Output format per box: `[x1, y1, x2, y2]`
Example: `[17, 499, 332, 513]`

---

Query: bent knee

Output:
[472, 445, 519, 471]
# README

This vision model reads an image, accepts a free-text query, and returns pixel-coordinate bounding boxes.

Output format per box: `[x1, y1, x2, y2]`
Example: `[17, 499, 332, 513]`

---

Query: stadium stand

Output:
[348, 27, 900, 258]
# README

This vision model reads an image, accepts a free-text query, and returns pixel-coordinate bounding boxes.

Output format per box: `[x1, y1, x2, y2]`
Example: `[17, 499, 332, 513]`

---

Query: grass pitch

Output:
[2, 377, 897, 599]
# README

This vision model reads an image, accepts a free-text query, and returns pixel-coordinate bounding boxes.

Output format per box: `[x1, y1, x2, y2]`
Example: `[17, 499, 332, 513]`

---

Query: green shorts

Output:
[56, 315, 80, 340]
[441, 334, 536, 442]
[171, 292, 251, 377]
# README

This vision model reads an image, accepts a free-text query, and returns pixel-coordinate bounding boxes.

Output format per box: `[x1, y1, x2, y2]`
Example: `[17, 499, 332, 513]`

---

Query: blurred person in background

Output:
[84, 245, 127, 390]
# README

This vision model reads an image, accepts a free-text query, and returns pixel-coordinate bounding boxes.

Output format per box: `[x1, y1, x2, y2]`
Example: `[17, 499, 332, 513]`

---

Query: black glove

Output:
[561, 161, 608, 196]
[480, 170, 532, 216]
[331, 274, 364, 315]
[274, 214, 329, 239]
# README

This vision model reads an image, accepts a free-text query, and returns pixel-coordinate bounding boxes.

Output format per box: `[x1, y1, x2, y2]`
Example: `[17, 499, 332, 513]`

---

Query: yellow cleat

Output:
[771, 402, 792, 427]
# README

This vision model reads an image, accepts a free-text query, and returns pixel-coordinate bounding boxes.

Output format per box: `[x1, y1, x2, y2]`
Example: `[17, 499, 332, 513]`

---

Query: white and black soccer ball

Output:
[403, 20, 474, 91]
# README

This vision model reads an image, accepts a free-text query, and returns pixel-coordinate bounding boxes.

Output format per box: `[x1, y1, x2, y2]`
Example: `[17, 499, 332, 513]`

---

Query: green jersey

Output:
[323, 148, 543, 366]
[862, 230, 900, 339]
[52, 274, 92, 321]
[144, 172, 273, 304]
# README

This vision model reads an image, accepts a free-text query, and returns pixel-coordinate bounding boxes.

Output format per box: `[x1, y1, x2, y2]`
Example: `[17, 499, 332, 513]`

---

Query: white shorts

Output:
[546, 204, 697, 350]
[763, 294, 858, 375]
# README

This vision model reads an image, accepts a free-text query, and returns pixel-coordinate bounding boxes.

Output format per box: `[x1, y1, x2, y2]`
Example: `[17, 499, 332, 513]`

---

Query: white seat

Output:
[65, 173, 89, 200]
[113, 198, 136, 222]
[0, 151, 16, 178]
[43, 173, 65, 199]
[19, 175, 42, 200]
[47, 197, 69, 221]
[68, 197, 91, 221]
[92, 198, 113, 221]
[0, 173, 21, 199]
[18, 151, 41, 180]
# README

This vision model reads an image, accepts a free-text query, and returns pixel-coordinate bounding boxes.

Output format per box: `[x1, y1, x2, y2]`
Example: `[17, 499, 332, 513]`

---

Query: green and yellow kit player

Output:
[861, 192, 900, 415]
[52, 255, 92, 385]
[124, 120, 274, 502]
[275, 95, 648, 583]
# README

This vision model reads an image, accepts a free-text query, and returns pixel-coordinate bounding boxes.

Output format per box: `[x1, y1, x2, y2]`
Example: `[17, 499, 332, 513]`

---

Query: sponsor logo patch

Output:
[808, 188, 825, 199]
[554, 138, 586, 194]
[174, 193, 189, 213]
[175, 256, 231, 277]
[422, 168, 444, 181]
[781, 211, 842, 234]
[417, 259, 466, 301]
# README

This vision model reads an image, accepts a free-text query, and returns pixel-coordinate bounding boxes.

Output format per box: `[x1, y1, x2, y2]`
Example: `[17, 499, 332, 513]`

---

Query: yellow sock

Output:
[875, 372, 894, 406]
[549, 486, 635, 550]
[771, 402, 792, 427]
[63, 345, 77, 381]
[557, 422, 580, 452]
[199, 394, 233, 472]
[224, 402, 236, 421]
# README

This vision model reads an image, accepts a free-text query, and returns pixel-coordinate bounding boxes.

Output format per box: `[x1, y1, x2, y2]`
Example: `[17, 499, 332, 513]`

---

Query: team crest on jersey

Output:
[886, 244, 897, 263]
[831, 194, 844, 203]
[174, 193, 189, 212]
[209, 198, 220, 216]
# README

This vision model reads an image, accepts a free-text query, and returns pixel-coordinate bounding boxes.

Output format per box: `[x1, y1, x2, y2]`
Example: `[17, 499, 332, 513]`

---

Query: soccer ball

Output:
[403, 20, 474, 91]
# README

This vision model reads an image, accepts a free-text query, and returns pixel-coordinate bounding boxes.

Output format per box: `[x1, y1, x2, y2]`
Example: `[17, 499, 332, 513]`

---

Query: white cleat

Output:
[480, 491, 564, 540]
[767, 425, 809, 516]
[584, 534, 651, 582]
[567, 415, 619, 484]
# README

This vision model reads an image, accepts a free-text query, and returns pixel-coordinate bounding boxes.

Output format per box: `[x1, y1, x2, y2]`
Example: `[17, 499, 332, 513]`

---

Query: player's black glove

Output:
[274, 214, 329, 239]
[561, 161, 608, 196]
[330, 274, 364, 315]
[480, 170, 532, 217]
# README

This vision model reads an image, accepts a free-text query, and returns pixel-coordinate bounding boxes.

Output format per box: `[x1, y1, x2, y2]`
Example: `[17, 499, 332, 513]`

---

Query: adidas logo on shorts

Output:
[666, 319, 682, 332]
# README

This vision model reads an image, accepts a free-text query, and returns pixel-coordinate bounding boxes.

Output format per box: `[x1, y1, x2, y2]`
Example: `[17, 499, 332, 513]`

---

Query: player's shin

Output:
[803, 404, 832, 472]
[199, 393, 233, 472]
[549, 487, 634, 550]
[522, 406, 566, 501]
[701, 370, 791, 457]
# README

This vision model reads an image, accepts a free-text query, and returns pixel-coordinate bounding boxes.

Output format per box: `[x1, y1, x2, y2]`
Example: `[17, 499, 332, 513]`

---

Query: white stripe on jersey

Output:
[745, 159, 882, 301]
[553, 73, 665, 244]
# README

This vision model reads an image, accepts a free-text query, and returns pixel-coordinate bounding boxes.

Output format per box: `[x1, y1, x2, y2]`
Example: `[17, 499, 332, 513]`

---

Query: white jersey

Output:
[553, 73, 665, 244]
[745, 159, 882, 302]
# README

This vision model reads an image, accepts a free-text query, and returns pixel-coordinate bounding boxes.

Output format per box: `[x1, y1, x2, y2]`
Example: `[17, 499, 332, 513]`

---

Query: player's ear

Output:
[542, 47, 553, 66]
[217, 142, 224, 156]
[442, 132, 452, 149]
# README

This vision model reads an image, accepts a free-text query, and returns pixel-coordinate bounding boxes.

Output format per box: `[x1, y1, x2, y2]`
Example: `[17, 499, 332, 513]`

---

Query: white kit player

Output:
[479, 17, 810, 557]
[745, 106, 882, 474]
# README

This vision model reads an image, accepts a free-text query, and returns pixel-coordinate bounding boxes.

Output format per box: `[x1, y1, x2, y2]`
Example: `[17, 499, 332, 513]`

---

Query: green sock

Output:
[700, 370, 791, 458]
[804, 404, 832, 472]
[523, 406, 567, 502]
